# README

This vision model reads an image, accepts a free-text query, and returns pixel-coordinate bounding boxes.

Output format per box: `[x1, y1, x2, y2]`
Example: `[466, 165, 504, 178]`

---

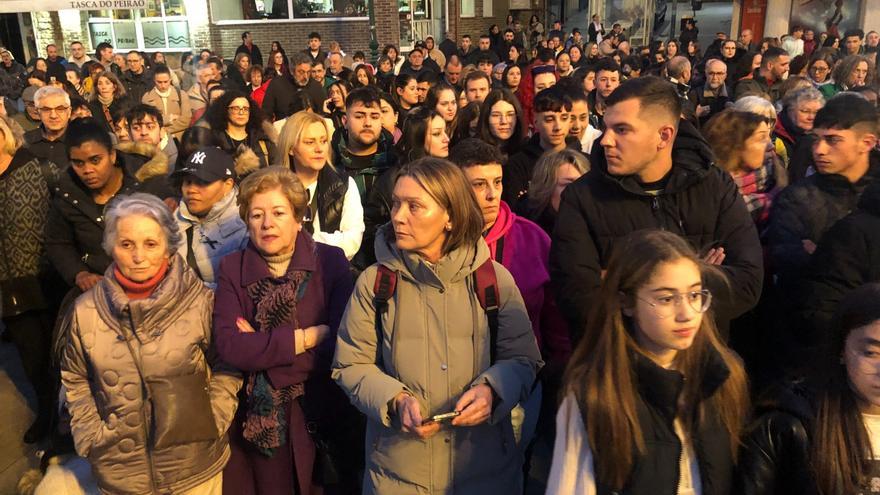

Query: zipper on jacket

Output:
[127, 310, 160, 494]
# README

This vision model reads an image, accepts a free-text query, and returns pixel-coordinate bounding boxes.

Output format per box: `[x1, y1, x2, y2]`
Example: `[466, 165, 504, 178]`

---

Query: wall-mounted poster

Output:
[789, 0, 863, 40]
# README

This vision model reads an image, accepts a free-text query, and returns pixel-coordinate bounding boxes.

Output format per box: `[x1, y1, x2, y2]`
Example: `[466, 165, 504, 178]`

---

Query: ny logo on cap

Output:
[191, 151, 207, 165]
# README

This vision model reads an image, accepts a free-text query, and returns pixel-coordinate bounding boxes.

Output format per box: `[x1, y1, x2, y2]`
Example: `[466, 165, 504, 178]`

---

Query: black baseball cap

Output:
[172, 146, 236, 182]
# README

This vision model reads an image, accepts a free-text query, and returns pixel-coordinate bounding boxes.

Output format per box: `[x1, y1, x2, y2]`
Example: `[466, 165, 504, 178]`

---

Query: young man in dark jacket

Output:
[551, 76, 763, 343]
[767, 94, 879, 297]
[330, 87, 398, 270]
[734, 46, 789, 101]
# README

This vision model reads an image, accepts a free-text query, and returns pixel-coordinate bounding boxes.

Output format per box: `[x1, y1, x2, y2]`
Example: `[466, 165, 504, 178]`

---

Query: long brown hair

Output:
[811, 283, 880, 495]
[563, 230, 750, 489]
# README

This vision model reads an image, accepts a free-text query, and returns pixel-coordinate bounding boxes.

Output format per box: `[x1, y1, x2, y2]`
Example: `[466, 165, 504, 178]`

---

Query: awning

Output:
[0, 0, 148, 13]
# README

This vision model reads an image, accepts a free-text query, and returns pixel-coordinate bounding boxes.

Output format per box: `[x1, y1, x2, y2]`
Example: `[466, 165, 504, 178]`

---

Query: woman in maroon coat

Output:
[213, 166, 354, 495]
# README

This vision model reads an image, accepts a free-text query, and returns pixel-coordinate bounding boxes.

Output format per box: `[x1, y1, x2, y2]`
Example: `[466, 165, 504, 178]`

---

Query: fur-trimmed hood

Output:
[233, 146, 263, 179]
[115, 140, 168, 182]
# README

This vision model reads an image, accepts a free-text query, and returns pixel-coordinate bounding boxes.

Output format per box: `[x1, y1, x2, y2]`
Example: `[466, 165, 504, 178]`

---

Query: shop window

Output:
[211, 0, 367, 21]
[461, 0, 474, 17]
[87, 0, 189, 51]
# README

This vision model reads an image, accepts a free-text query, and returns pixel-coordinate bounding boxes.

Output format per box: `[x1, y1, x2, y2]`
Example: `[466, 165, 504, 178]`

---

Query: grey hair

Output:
[704, 58, 727, 73]
[33, 86, 71, 108]
[290, 52, 312, 68]
[782, 87, 825, 115]
[666, 56, 691, 79]
[102, 193, 182, 256]
[732, 95, 777, 120]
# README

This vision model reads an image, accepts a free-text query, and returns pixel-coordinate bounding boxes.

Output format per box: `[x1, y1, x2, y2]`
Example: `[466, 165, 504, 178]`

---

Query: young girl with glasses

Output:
[547, 229, 749, 495]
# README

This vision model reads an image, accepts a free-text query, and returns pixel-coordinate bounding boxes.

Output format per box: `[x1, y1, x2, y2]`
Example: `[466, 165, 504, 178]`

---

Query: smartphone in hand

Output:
[422, 411, 460, 425]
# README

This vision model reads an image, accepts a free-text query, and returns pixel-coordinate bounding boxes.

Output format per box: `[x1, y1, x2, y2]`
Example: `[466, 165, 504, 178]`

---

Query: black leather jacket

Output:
[734, 383, 817, 495]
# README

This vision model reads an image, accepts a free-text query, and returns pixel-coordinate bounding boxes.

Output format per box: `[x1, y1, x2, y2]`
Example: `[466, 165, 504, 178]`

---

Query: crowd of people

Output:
[0, 13, 879, 495]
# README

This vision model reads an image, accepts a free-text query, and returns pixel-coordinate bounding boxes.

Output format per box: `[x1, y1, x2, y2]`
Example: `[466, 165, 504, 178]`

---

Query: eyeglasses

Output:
[635, 289, 712, 319]
[228, 106, 250, 114]
[811, 66, 829, 73]
[707, 71, 727, 77]
[38, 105, 70, 115]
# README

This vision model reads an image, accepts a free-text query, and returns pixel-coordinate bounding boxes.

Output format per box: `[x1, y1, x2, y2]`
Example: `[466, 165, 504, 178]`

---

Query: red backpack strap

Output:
[373, 265, 397, 366]
[473, 259, 500, 364]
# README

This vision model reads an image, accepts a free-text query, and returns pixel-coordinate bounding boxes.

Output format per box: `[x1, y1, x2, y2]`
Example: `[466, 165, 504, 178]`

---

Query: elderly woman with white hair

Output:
[776, 87, 825, 172]
[61, 193, 242, 495]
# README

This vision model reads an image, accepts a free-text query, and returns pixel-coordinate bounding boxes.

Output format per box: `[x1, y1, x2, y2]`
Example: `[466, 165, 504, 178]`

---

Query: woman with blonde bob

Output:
[518, 149, 589, 235]
[277, 111, 364, 259]
[333, 157, 543, 494]
[213, 166, 356, 494]
[547, 229, 749, 495]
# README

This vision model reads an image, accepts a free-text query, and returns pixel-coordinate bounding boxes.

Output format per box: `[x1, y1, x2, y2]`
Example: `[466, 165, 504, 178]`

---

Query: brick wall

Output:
[450, 0, 509, 41]
[32, 12, 62, 54]
[206, 0, 399, 59]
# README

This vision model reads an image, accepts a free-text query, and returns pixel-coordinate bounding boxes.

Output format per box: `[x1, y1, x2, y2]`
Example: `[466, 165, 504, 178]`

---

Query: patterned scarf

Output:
[243, 269, 311, 457]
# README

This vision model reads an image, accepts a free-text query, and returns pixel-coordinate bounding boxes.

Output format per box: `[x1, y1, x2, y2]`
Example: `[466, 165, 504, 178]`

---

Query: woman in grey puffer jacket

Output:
[61, 193, 241, 494]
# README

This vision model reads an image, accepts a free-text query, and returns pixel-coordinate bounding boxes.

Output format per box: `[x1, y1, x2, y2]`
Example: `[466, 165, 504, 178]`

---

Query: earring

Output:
[445, 224, 452, 231]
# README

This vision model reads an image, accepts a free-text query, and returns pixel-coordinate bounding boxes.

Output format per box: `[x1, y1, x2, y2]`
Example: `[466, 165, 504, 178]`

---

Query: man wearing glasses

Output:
[24, 86, 71, 177]
[688, 59, 731, 128]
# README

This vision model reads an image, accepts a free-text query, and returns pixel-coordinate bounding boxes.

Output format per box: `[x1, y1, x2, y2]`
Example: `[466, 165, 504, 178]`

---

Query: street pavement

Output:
[0, 342, 41, 494]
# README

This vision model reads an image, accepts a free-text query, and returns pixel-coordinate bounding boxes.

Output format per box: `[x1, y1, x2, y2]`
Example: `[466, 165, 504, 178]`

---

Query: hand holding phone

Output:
[451, 384, 494, 427]
[422, 411, 461, 425]
[395, 392, 441, 439]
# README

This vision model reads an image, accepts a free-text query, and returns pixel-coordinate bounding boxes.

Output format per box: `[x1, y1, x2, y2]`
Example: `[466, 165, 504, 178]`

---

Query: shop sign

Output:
[1, 0, 146, 13]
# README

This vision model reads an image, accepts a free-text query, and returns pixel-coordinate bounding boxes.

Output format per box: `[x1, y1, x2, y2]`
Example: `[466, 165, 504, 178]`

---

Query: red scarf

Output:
[113, 259, 169, 300]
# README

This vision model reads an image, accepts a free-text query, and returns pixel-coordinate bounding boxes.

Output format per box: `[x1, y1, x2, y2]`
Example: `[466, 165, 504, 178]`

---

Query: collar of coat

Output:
[590, 118, 715, 196]
[859, 176, 880, 215]
[813, 150, 880, 194]
[331, 127, 396, 173]
[92, 254, 209, 336]
[116, 140, 169, 183]
[374, 226, 490, 290]
[177, 187, 240, 228]
[238, 232, 319, 286]
[24, 126, 65, 146]
[232, 145, 264, 179]
[631, 338, 731, 422]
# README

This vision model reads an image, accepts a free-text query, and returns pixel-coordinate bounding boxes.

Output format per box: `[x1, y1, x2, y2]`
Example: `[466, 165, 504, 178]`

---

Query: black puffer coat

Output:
[734, 383, 817, 495]
[795, 180, 880, 356]
[766, 151, 880, 295]
[551, 119, 764, 342]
